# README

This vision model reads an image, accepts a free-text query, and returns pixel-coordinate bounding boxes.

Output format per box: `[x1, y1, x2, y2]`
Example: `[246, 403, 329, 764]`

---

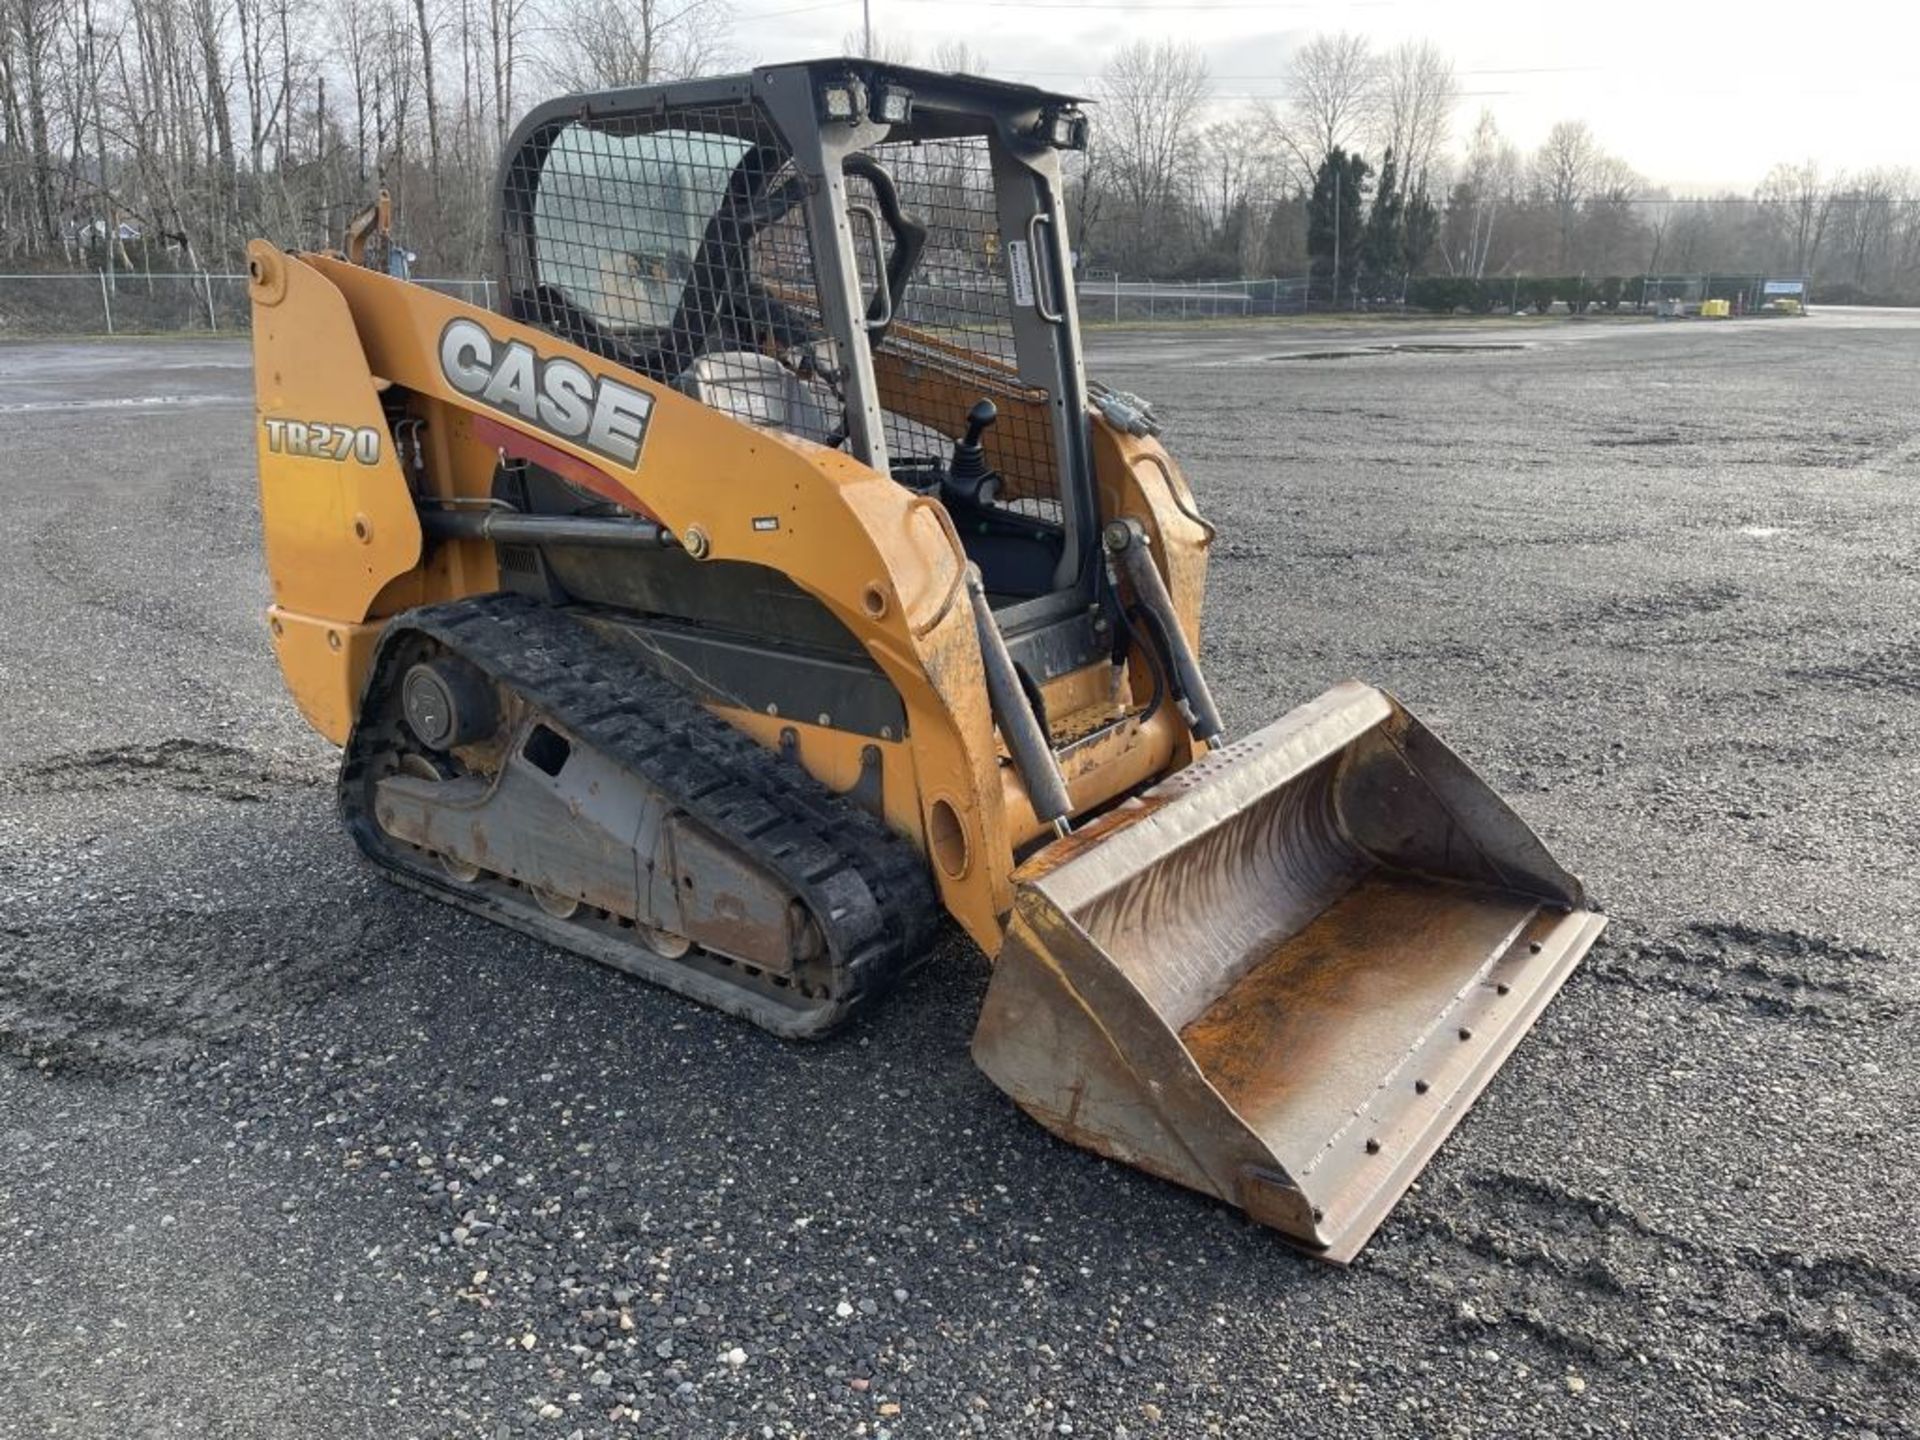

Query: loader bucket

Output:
[972, 681, 1605, 1263]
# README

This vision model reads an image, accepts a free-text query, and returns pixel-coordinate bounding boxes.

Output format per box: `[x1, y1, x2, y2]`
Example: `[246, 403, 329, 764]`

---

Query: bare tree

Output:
[1885, 169, 1920, 294]
[1265, 31, 1373, 189]
[234, 0, 290, 176]
[1373, 39, 1454, 188]
[841, 27, 913, 65]
[1589, 154, 1635, 204]
[1195, 116, 1269, 229]
[483, 0, 536, 143]
[1096, 38, 1210, 271]
[9, 0, 65, 250]
[1196, 114, 1276, 272]
[186, 0, 236, 234]
[336, 0, 376, 183]
[376, 0, 418, 177]
[1448, 110, 1516, 277]
[1641, 195, 1675, 274]
[1760, 159, 1840, 275]
[928, 38, 986, 75]
[1531, 119, 1599, 268]
[1832, 169, 1900, 288]
[1575, 153, 1640, 272]
[1061, 144, 1107, 268]
[544, 0, 732, 91]
[412, 0, 440, 193]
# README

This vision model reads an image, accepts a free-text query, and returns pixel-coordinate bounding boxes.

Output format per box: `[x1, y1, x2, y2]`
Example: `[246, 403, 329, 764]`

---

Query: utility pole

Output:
[863, 0, 872, 55]
[86, 16, 113, 296]
[1331, 163, 1340, 311]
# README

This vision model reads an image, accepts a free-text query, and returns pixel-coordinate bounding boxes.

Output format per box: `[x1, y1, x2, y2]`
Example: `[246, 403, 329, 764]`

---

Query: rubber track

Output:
[338, 593, 940, 1037]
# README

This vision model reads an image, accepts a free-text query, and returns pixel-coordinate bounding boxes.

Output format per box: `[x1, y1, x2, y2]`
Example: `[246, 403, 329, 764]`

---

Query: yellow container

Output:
[1701, 298, 1732, 318]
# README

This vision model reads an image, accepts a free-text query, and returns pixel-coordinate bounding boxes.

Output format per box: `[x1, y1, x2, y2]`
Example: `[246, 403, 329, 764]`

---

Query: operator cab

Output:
[496, 62, 1097, 623]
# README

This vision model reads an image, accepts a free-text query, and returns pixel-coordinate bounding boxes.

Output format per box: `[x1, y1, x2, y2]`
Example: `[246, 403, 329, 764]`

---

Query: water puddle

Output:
[0, 393, 242, 414]
[1269, 342, 1531, 362]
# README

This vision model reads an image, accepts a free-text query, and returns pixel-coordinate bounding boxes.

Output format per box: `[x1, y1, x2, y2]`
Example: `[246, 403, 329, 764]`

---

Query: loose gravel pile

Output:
[1, 318, 1916, 1438]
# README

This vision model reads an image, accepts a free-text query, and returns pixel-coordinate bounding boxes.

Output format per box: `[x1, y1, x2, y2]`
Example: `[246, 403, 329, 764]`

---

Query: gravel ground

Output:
[1, 314, 1916, 1439]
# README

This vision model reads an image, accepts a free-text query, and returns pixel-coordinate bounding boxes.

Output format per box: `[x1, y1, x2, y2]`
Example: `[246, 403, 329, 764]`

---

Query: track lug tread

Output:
[337, 594, 940, 1037]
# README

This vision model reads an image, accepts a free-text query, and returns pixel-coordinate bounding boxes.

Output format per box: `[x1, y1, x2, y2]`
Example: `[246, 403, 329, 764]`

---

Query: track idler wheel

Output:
[402, 657, 498, 751]
[641, 927, 693, 959]
[531, 884, 579, 919]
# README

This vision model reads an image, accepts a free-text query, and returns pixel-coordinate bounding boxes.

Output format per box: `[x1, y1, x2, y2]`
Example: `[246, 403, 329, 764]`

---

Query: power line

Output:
[986, 67, 1879, 102]
[1536, 196, 1920, 206]
[1184, 87, 1873, 99]
[1006, 65, 1611, 79]
[730, 0, 852, 16]
[881, 0, 1401, 8]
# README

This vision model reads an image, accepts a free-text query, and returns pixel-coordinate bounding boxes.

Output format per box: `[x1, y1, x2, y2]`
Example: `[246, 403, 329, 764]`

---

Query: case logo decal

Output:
[439, 318, 653, 469]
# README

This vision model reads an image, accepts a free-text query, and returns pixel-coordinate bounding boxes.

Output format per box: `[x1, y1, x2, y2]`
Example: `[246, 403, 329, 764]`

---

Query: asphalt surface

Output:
[2, 312, 1917, 1438]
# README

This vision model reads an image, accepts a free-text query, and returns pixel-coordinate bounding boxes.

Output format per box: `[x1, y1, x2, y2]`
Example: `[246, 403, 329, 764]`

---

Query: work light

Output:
[1037, 107, 1088, 150]
[819, 81, 860, 121]
[875, 82, 914, 125]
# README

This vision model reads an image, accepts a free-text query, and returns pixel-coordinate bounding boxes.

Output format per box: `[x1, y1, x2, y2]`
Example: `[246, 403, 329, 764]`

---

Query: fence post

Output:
[1113, 273, 1119, 323]
[98, 270, 114, 334]
[203, 270, 218, 331]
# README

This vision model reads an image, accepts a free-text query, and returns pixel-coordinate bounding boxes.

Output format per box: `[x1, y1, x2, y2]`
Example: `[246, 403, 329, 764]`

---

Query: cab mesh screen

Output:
[854, 134, 1059, 512]
[501, 107, 1057, 509]
[503, 104, 842, 447]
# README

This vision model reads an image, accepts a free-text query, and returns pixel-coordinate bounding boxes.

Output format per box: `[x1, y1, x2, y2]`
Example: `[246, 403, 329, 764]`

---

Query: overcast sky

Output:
[741, 0, 1916, 191]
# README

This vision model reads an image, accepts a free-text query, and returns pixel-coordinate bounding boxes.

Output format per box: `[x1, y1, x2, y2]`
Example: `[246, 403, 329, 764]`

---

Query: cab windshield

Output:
[533, 126, 752, 333]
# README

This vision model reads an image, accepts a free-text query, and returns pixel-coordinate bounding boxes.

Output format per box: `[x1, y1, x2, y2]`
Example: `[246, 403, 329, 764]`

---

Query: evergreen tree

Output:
[1402, 185, 1440, 275]
[1307, 148, 1370, 304]
[1361, 147, 1403, 291]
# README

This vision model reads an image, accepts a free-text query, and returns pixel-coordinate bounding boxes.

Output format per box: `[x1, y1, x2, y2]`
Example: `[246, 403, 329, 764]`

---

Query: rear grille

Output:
[496, 543, 539, 576]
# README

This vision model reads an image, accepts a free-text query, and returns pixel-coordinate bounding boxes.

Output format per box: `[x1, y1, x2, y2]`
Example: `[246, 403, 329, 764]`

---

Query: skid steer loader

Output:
[249, 60, 1604, 1262]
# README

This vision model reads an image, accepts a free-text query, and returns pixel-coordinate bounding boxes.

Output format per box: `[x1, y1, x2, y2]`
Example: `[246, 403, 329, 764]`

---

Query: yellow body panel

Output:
[250, 250, 423, 618]
[249, 244, 1211, 952]
[264, 609, 385, 743]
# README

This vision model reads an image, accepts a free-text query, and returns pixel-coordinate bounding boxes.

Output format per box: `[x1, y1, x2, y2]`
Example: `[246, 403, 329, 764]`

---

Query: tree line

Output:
[1079, 36, 1920, 305]
[0, 0, 727, 277]
[2, 8, 1916, 304]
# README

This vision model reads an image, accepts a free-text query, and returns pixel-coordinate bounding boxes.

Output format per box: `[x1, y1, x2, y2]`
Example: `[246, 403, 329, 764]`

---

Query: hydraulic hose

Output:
[1104, 519, 1225, 743]
[966, 567, 1074, 830]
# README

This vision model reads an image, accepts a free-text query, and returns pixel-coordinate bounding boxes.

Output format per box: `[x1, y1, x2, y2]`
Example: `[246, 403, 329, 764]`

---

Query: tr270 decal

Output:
[263, 417, 383, 464]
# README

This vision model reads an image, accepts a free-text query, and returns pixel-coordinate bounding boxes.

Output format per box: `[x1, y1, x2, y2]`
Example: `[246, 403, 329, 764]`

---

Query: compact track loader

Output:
[249, 60, 1604, 1261]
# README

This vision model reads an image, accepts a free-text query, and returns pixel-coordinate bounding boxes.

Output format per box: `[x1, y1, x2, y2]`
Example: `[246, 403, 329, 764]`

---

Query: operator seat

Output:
[678, 352, 835, 442]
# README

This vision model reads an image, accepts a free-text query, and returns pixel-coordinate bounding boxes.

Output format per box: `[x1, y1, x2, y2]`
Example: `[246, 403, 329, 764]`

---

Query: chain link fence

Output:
[2, 268, 1336, 336]
[0, 272, 496, 337]
[1077, 272, 1311, 323]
